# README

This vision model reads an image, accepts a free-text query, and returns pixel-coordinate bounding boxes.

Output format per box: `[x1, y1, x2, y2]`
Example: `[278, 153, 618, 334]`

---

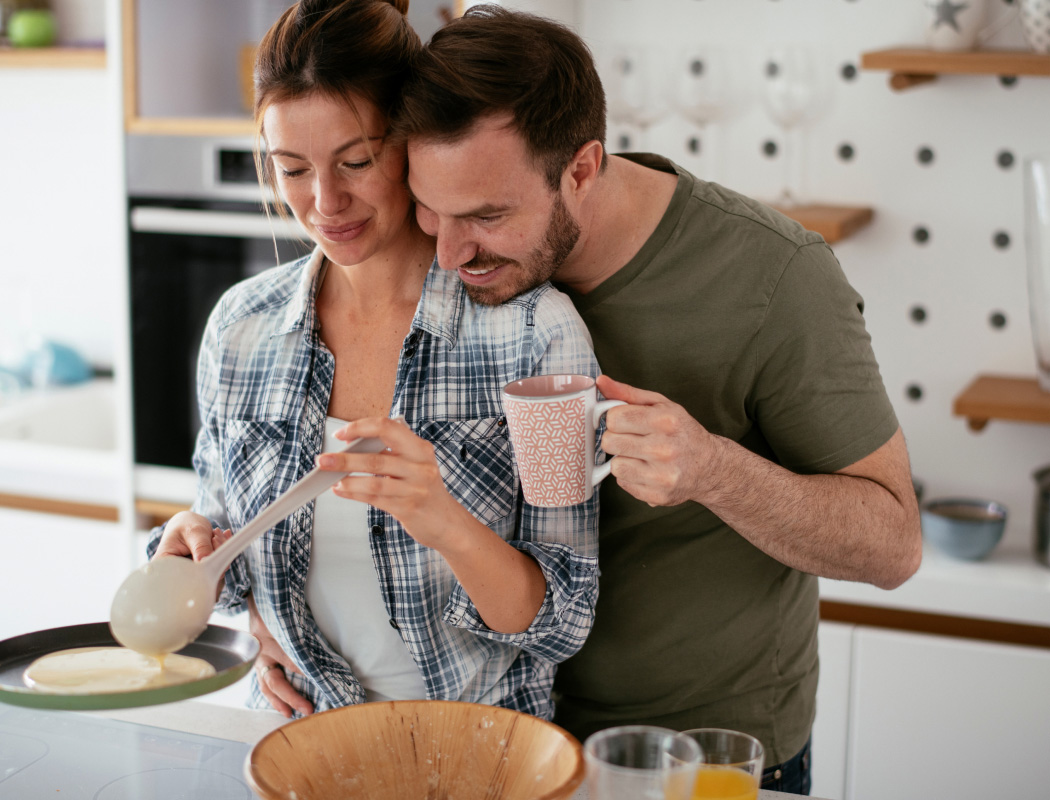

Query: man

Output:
[393, 5, 922, 793]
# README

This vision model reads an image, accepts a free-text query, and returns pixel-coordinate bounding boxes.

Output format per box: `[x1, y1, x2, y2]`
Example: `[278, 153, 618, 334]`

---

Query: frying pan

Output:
[0, 622, 258, 710]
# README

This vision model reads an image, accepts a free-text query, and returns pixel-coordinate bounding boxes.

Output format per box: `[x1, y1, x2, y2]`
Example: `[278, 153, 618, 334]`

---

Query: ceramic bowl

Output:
[921, 498, 1007, 560]
[245, 699, 584, 800]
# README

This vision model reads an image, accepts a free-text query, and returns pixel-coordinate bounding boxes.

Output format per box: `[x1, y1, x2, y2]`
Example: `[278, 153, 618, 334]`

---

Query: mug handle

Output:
[591, 399, 627, 487]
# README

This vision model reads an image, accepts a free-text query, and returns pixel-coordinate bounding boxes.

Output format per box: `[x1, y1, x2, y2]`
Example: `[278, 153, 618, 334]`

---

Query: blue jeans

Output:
[761, 737, 811, 795]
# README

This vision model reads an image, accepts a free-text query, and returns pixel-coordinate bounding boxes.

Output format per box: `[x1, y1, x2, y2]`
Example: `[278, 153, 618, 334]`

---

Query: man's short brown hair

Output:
[393, 4, 606, 191]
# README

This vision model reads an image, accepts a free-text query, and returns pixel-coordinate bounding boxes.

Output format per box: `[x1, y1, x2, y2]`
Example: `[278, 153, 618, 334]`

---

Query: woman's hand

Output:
[318, 416, 546, 633]
[318, 416, 473, 550]
[153, 510, 226, 560]
[247, 595, 314, 718]
[153, 510, 233, 599]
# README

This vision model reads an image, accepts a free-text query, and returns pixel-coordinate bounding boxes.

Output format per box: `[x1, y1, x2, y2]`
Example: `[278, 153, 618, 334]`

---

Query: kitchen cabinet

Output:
[812, 622, 853, 800]
[846, 627, 1050, 800]
[861, 48, 1050, 91]
[122, 0, 463, 135]
[0, 508, 130, 642]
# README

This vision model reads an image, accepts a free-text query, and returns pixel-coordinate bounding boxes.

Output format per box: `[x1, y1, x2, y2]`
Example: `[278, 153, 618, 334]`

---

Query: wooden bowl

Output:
[245, 699, 584, 800]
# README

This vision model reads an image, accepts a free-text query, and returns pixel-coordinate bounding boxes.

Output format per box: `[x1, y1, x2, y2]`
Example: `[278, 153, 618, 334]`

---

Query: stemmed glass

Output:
[760, 44, 830, 207]
[667, 45, 739, 183]
[604, 44, 669, 151]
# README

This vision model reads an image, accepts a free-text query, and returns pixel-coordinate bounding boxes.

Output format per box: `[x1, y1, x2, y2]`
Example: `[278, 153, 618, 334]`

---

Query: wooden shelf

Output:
[0, 46, 105, 69]
[125, 116, 256, 137]
[952, 374, 1050, 431]
[771, 204, 874, 244]
[861, 47, 1050, 91]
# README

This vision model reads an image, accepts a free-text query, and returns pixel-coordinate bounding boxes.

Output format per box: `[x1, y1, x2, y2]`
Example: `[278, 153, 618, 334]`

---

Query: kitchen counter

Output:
[88, 700, 825, 800]
[820, 540, 1050, 629]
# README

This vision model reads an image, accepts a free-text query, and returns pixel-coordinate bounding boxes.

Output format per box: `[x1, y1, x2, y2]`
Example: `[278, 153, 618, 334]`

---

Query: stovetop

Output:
[0, 705, 254, 799]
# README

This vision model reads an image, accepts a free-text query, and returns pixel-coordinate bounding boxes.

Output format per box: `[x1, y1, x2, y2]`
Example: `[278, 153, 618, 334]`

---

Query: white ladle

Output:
[110, 436, 387, 656]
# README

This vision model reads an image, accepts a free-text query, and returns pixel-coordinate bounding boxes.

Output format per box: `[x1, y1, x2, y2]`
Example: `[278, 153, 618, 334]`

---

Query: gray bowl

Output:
[921, 498, 1007, 561]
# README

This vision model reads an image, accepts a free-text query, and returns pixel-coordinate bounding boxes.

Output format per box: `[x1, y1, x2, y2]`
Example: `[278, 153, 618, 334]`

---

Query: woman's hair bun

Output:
[296, 0, 409, 18]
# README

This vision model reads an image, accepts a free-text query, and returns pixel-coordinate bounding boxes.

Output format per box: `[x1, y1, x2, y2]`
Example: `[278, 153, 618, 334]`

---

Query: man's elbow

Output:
[875, 522, 923, 590]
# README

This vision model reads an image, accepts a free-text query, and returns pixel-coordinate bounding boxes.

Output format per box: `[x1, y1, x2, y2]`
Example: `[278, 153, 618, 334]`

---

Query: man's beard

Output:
[461, 193, 581, 306]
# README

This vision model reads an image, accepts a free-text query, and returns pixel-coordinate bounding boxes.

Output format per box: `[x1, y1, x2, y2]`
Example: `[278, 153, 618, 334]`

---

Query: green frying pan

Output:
[0, 622, 258, 711]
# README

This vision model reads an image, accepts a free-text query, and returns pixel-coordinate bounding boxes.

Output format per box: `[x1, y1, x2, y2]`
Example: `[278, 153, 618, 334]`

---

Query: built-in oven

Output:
[126, 135, 311, 506]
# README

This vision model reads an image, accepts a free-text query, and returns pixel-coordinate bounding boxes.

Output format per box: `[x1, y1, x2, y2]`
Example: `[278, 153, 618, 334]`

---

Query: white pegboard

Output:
[528, 0, 1050, 552]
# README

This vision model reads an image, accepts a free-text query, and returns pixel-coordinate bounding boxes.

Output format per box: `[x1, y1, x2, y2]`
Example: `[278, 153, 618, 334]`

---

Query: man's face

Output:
[407, 117, 580, 306]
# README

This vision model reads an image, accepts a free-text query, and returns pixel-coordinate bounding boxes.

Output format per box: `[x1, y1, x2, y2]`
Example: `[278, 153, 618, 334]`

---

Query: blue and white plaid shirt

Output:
[148, 249, 600, 720]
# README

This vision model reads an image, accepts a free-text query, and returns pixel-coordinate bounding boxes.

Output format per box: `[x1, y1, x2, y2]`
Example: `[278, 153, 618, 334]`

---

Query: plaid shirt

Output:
[148, 249, 600, 720]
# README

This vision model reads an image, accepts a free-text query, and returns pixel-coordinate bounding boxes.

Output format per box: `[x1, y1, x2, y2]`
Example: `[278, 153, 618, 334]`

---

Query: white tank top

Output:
[304, 416, 427, 702]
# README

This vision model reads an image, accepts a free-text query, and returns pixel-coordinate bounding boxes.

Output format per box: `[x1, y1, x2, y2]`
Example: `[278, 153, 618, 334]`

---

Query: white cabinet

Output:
[812, 622, 853, 800]
[0, 508, 131, 641]
[847, 627, 1050, 800]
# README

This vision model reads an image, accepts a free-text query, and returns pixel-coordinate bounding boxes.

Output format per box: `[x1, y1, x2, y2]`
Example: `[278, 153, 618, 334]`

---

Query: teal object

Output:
[20, 341, 93, 386]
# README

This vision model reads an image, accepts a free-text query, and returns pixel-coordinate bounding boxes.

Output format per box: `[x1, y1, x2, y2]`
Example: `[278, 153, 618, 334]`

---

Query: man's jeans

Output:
[760, 737, 812, 795]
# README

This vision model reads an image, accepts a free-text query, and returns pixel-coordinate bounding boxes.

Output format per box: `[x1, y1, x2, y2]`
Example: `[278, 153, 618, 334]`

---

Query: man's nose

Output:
[432, 218, 478, 272]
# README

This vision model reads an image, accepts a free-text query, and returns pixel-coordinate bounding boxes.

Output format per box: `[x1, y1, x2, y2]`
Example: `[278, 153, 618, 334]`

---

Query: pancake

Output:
[23, 646, 216, 694]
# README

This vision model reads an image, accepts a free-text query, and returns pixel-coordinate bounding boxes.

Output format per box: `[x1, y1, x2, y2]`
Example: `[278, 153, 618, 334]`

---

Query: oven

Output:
[126, 135, 311, 505]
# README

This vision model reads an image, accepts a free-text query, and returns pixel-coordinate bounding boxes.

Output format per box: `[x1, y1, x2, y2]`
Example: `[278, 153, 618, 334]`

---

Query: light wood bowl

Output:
[245, 699, 584, 799]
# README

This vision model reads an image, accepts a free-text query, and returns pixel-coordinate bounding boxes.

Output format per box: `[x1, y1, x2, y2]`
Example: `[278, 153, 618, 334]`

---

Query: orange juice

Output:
[691, 766, 758, 800]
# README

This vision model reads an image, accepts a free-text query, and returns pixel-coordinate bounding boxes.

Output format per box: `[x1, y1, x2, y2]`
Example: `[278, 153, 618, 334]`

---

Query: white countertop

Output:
[90, 700, 823, 800]
[820, 540, 1050, 628]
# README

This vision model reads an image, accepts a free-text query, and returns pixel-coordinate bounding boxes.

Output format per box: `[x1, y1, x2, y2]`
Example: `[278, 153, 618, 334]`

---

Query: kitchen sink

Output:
[0, 379, 122, 504]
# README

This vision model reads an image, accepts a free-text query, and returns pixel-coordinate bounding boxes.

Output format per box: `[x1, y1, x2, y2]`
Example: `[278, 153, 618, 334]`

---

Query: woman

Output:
[148, 0, 600, 721]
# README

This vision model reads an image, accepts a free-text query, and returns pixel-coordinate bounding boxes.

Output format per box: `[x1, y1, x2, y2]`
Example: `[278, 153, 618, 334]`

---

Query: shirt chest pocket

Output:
[221, 419, 289, 529]
[416, 416, 517, 528]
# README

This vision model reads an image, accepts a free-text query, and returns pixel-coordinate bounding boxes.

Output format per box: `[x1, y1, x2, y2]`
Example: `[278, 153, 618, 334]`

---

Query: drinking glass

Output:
[1025, 152, 1050, 391]
[584, 725, 702, 800]
[604, 44, 669, 150]
[760, 44, 830, 207]
[682, 728, 764, 800]
[667, 45, 737, 181]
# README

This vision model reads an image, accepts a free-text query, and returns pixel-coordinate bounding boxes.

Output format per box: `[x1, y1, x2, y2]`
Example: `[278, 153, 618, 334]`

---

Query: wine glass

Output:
[760, 44, 830, 207]
[667, 44, 739, 182]
[604, 44, 669, 151]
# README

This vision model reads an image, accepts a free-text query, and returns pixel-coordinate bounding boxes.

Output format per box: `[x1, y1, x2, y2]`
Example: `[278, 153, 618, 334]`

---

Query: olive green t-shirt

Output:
[551, 155, 898, 765]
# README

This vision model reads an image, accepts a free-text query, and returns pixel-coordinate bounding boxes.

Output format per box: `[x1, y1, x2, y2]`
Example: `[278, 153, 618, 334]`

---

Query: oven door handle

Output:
[130, 206, 308, 241]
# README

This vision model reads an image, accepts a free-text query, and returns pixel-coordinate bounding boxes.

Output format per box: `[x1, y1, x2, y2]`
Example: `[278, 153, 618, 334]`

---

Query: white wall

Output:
[0, 67, 124, 369]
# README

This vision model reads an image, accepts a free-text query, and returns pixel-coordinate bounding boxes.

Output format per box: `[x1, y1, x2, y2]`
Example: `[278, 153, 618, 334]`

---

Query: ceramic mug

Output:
[924, 0, 1018, 51]
[502, 374, 624, 507]
[1021, 0, 1050, 53]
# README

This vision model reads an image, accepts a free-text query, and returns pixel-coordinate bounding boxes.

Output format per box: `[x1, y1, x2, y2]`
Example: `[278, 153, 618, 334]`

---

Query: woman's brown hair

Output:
[252, 0, 423, 205]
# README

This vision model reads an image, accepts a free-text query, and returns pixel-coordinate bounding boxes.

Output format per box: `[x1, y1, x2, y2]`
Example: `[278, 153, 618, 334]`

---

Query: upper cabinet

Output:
[0, 0, 106, 70]
[122, 0, 462, 136]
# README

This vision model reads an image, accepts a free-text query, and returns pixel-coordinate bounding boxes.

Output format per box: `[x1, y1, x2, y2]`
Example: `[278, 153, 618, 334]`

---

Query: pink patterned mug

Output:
[502, 374, 625, 507]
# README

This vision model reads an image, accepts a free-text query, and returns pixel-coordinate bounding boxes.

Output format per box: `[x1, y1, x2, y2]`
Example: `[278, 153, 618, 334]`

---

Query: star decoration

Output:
[928, 0, 971, 33]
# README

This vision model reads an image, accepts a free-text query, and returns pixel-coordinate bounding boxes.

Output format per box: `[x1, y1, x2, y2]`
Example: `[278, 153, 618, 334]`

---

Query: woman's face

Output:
[263, 92, 412, 268]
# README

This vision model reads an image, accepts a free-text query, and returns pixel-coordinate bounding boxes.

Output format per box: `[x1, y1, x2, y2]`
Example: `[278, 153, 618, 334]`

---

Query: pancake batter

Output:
[23, 646, 215, 694]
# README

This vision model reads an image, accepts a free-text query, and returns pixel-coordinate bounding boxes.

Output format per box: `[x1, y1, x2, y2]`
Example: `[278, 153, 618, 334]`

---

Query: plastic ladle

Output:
[110, 436, 387, 656]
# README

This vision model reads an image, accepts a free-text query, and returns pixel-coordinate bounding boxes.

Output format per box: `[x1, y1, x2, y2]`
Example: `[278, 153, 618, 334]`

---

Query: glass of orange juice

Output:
[681, 728, 764, 800]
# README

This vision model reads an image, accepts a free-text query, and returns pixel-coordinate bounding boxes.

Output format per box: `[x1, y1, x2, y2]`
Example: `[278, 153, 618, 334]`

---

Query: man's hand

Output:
[596, 374, 715, 507]
[248, 595, 314, 718]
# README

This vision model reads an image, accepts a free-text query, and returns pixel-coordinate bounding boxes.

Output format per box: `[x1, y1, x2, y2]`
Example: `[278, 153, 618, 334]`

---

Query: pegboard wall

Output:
[523, 0, 1050, 553]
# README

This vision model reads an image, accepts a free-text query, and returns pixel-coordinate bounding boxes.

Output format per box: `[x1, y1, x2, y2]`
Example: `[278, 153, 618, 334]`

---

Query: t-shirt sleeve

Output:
[749, 241, 899, 474]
